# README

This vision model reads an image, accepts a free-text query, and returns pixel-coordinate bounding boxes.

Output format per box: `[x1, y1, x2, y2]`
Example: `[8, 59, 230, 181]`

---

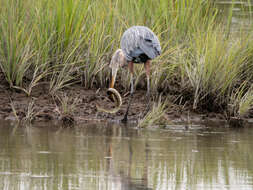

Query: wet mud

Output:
[0, 80, 230, 126]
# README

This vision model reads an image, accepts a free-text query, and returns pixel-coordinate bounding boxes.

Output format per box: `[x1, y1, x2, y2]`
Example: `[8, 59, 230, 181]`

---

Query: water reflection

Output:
[0, 121, 253, 190]
[216, 0, 253, 30]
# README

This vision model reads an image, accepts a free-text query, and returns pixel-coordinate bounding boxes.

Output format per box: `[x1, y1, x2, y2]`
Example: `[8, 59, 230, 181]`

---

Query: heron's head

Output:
[109, 49, 127, 70]
[108, 49, 127, 91]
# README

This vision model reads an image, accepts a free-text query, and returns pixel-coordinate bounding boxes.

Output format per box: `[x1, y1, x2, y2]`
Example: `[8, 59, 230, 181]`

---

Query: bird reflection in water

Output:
[105, 124, 152, 190]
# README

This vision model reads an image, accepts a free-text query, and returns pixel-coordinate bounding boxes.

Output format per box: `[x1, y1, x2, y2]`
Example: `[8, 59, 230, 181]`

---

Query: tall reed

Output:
[0, 0, 35, 87]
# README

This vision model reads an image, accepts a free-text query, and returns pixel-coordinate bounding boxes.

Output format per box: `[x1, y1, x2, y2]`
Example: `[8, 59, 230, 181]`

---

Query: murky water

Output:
[0, 121, 253, 190]
[216, 0, 253, 28]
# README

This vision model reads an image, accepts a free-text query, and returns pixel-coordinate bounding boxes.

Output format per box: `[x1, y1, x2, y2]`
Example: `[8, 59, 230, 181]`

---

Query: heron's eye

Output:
[144, 38, 152, 42]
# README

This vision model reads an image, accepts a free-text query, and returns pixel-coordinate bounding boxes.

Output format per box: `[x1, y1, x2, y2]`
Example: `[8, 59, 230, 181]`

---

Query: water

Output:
[0, 121, 253, 190]
[212, 0, 253, 34]
[216, 0, 253, 29]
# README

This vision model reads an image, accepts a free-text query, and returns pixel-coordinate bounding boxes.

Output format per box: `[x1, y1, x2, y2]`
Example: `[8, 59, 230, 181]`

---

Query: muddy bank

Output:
[0, 78, 234, 127]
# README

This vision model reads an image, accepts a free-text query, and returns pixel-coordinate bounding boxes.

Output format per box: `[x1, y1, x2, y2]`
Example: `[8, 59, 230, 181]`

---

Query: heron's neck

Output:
[117, 49, 127, 67]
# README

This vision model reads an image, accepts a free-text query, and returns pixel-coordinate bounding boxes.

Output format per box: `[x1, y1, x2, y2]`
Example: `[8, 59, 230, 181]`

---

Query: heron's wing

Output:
[120, 30, 140, 61]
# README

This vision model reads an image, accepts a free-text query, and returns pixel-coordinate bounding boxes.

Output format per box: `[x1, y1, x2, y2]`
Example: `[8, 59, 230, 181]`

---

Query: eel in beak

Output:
[96, 49, 126, 113]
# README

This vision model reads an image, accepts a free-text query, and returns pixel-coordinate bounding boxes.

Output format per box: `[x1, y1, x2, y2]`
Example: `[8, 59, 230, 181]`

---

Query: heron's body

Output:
[107, 26, 162, 122]
[120, 26, 161, 63]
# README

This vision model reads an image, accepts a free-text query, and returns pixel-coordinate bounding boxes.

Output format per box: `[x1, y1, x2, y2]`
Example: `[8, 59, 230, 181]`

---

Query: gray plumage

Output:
[120, 26, 161, 63]
[108, 26, 162, 122]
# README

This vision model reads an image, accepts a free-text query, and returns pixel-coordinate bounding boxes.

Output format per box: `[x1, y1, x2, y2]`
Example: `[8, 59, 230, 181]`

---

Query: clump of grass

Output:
[23, 99, 37, 123]
[149, 46, 180, 94]
[13, 64, 51, 96]
[181, 27, 248, 110]
[138, 97, 169, 128]
[56, 94, 79, 115]
[49, 62, 81, 96]
[9, 97, 37, 123]
[0, 0, 35, 88]
[54, 93, 80, 125]
[238, 90, 253, 117]
[229, 82, 253, 118]
[9, 98, 20, 122]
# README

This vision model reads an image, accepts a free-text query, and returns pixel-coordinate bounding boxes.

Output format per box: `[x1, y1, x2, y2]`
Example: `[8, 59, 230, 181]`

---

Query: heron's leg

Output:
[128, 61, 134, 94]
[144, 60, 151, 99]
[141, 60, 152, 119]
[122, 61, 134, 123]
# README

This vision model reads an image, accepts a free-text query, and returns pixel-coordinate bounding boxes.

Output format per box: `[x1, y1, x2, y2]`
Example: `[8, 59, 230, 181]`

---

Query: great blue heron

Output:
[109, 26, 162, 122]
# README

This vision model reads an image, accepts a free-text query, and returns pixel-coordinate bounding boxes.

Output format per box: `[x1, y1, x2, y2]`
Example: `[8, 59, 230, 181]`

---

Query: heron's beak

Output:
[108, 49, 124, 102]
[108, 67, 118, 102]
[109, 73, 116, 88]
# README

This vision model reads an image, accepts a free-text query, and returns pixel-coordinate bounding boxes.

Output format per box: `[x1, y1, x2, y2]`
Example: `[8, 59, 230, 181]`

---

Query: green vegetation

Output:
[1, 0, 253, 123]
[138, 96, 169, 128]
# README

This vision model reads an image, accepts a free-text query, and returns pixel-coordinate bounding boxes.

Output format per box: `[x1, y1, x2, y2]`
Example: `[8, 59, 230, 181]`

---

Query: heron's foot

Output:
[145, 91, 151, 103]
[121, 114, 128, 123]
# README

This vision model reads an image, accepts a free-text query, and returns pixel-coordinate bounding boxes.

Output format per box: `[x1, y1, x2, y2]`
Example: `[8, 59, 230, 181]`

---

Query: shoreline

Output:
[0, 82, 248, 128]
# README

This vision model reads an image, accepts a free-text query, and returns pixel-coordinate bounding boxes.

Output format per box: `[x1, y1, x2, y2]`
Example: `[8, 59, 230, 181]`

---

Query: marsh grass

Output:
[0, 0, 253, 119]
[229, 82, 253, 117]
[23, 99, 37, 123]
[0, 0, 35, 87]
[9, 98, 20, 122]
[55, 93, 79, 117]
[138, 96, 169, 128]
[9, 97, 37, 123]
[183, 28, 247, 109]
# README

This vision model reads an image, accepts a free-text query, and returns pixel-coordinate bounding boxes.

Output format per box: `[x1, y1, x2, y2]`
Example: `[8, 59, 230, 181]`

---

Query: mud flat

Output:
[0, 78, 234, 127]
